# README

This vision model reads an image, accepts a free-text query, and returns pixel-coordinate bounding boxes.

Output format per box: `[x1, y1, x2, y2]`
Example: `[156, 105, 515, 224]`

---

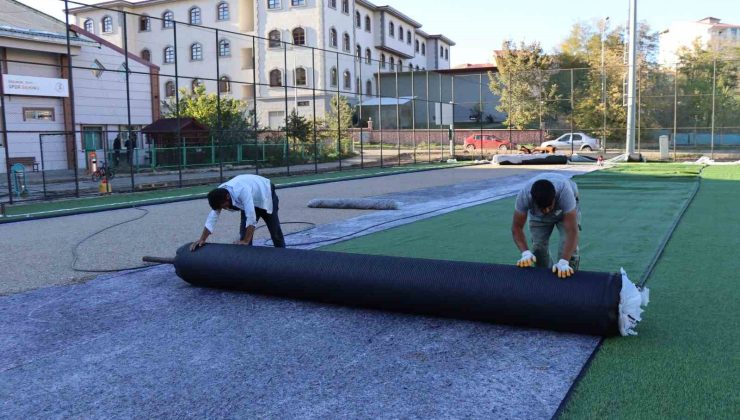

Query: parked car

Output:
[464, 134, 512, 152]
[540, 133, 600, 151]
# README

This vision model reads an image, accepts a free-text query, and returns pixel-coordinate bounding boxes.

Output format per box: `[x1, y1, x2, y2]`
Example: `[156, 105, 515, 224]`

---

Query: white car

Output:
[541, 133, 600, 152]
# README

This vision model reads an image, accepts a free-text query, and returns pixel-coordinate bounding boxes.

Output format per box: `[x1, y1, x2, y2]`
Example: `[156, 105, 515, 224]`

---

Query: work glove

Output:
[516, 250, 537, 268]
[552, 259, 575, 279]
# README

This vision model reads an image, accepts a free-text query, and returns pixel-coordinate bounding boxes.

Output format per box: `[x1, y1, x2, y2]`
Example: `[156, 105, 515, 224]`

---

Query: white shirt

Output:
[204, 175, 274, 233]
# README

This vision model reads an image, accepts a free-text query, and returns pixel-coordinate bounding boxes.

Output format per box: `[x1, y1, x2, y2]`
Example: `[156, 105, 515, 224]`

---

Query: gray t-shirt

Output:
[515, 173, 578, 219]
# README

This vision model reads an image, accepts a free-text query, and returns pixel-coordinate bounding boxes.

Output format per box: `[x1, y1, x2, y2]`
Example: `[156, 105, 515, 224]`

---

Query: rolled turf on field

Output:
[560, 165, 740, 419]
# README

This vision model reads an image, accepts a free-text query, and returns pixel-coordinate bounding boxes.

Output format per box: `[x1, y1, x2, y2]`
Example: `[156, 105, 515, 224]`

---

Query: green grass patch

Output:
[560, 165, 740, 419]
[323, 165, 699, 280]
[1, 162, 475, 221]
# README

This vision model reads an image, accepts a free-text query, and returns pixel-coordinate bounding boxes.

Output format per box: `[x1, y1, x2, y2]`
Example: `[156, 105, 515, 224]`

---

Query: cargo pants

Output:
[529, 180, 581, 270]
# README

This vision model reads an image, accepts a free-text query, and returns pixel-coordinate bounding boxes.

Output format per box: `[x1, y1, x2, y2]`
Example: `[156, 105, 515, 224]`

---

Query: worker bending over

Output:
[511, 173, 580, 278]
[191, 174, 285, 251]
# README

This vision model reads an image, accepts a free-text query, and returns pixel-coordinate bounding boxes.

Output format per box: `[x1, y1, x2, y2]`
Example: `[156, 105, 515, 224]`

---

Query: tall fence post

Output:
[63, 0, 80, 197]
[122, 11, 135, 191]
[710, 56, 717, 160]
[215, 28, 223, 182]
[283, 42, 290, 176]
[311, 47, 318, 174]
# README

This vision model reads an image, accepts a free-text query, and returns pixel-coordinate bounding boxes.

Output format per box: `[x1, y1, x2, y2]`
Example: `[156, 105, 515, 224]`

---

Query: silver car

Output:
[541, 133, 600, 151]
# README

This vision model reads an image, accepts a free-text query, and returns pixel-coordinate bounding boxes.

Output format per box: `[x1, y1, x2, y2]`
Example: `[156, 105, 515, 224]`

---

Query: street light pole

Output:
[625, 0, 638, 157]
[601, 17, 609, 154]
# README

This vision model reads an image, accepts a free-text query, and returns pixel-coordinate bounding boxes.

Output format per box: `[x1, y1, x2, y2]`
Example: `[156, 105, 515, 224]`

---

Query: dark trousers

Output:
[113, 151, 120, 167]
[239, 184, 285, 248]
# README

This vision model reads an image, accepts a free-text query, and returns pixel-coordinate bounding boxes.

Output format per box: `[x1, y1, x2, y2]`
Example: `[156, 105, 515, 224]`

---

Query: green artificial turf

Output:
[323, 166, 699, 282]
[560, 165, 740, 419]
[1, 162, 475, 221]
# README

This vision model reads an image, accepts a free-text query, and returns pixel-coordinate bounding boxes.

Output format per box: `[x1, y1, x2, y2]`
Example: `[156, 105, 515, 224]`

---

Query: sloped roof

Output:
[142, 118, 209, 134]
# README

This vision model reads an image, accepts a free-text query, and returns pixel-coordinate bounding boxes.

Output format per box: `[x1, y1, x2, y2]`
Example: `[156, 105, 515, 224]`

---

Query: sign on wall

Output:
[2, 74, 69, 98]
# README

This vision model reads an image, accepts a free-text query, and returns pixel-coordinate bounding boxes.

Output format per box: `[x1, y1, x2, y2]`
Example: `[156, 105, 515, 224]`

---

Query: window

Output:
[343, 70, 351, 89]
[421, 43, 425, 55]
[269, 30, 281, 48]
[342, 0, 349, 14]
[84, 19, 94, 33]
[164, 46, 175, 63]
[191, 78, 202, 91]
[407, 31, 411, 44]
[398, 60, 403, 70]
[165, 81, 176, 97]
[399, 26, 404, 41]
[389, 57, 395, 70]
[91, 59, 105, 78]
[217, 2, 230, 20]
[365, 49, 371, 64]
[162, 11, 174, 28]
[328, 0, 336, 8]
[139, 15, 150, 32]
[189, 7, 201, 24]
[101, 16, 112, 33]
[82, 127, 103, 150]
[330, 67, 337, 87]
[445, 48, 449, 60]
[440, 46, 444, 57]
[292, 0, 306, 5]
[292, 27, 305, 45]
[269, 69, 282, 87]
[141, 49, 151, 62]
[191, 43, 203, 61]
[365, 16, 371, 32]
[219, 39, 231, 57]
[365, 80, 372, 96]
[356, 45, 362, 60]
[295, 67, 307, 86]
[415, 40, 419, 53]
[23, 108, 55, 121]
[297, 100, 310, 107]
[219, 76, 231, 93]
[389, 22, 394, 37]
[381, 53, 386, 68]
[268, 0, 281, 9]
[355, 11, 361, 27]
[329, 28, 337, 48]
[342, 33, 350, 52]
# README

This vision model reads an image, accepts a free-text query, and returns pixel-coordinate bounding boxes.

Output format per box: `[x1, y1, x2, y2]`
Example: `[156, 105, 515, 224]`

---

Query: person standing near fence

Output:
[113, 135, 121, 168]
[511, 173, 581, 278]
[191, 174, 286, 251]
[124, 136, 134, 166]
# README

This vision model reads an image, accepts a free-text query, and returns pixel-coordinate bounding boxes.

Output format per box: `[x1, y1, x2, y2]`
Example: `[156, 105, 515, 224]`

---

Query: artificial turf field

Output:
[324, 163, 739, 418]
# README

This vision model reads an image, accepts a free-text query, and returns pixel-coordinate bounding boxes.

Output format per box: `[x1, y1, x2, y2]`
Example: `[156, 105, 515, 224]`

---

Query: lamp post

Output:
[601, 17, 609, 154]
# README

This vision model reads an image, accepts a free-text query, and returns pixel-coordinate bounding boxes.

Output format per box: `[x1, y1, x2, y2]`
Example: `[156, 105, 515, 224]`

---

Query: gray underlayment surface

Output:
[1, 168, 599, 418]
[0, 266, 598, 419]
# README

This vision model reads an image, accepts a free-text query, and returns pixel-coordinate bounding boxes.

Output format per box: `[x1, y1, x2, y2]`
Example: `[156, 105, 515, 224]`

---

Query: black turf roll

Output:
[175, 244, 622, 336]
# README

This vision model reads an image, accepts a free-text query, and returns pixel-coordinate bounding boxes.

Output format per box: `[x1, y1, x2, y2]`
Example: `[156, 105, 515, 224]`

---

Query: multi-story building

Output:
[659, 17, 740, 66]
[1, 0, 158, 173]
[70, 0, 455, 128]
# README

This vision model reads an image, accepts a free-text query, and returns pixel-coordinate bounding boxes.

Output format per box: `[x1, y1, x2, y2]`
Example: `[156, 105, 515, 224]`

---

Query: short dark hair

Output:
[531, 180, 556, 210]
[207, 188, 229, 210]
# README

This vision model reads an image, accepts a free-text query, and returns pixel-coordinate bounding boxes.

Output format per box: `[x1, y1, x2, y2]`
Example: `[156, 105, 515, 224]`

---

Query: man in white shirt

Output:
[190, 174, 285, 251]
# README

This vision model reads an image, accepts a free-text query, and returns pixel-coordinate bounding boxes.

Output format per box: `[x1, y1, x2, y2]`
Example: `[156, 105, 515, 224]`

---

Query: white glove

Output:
[552, 259, 575, 278]
[516, 250, 537, 268]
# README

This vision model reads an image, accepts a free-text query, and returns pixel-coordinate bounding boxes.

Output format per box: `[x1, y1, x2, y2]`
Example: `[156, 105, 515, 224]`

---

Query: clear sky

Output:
[15, 0, 740, 66]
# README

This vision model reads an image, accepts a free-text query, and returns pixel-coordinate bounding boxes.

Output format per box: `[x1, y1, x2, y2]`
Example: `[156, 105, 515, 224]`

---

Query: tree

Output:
[284, 109, 312, 146]
[553, 20, 661, 143]
[161, 84, 255, 144]
[676, 42, 740, 134]
[488, 40, 559, 130]
[323, 94, 354, 142]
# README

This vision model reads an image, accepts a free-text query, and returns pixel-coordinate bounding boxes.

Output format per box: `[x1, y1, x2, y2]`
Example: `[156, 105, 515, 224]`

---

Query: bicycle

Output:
[91, 161, 115, 182]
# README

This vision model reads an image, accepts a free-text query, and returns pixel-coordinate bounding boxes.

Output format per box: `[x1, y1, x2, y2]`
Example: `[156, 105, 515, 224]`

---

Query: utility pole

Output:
[625, 0, 638, 158]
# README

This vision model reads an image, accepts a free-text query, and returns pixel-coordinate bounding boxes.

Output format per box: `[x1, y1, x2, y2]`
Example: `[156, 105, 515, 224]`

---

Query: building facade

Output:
[70, 0, 455, 128]
[0, 0, 159, 173]
[659, 17, 740, 66]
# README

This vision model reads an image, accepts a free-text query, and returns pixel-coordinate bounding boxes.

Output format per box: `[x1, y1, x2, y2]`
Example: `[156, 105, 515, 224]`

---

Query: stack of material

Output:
[493, 154, 569, 165]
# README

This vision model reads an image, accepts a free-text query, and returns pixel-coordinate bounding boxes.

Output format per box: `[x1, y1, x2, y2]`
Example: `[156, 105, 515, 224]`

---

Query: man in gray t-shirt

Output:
[512, 173, 581, 278]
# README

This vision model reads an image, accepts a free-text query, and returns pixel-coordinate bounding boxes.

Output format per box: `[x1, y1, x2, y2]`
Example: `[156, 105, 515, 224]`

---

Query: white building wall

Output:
[73, 0, 454, 129]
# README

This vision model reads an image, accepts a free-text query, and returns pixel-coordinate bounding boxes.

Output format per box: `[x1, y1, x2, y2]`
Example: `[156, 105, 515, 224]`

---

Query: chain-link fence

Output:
[2, 0, 738, 204]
